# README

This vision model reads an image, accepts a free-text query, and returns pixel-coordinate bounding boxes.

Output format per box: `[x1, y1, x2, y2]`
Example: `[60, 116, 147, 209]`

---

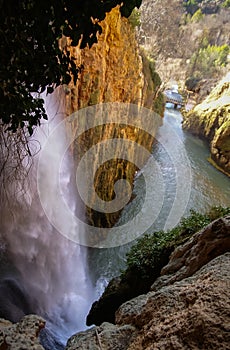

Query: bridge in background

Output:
[163, 90, 185, 108]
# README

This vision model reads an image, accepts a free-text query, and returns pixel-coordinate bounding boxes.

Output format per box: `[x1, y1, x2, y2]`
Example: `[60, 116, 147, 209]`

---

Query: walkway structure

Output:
[163, 90, 185, 108]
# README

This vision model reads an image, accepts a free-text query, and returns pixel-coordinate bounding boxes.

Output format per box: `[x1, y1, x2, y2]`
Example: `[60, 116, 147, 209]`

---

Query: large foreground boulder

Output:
[68, 215, 230, 349]
[87, 215, 230, 326]
[67, 253, 230, 349]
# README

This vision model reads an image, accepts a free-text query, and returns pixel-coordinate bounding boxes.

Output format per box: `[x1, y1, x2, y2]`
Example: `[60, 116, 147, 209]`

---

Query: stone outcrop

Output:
[0, 314, 45, 350]
[66, 322, 136, 350]
[3, 217, 229, 349]
[65, 6, 163, 113]
[117, 253, 230, 350]
[182, 73, 230, 176]
[86, 245, 171, 325]
[67, 252, 230, 349]
[87, 214, 230, 326]
[64, 6, 164, 231]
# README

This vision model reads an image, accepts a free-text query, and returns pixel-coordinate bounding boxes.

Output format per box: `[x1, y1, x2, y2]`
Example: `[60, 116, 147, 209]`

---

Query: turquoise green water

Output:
[90, 108, 230, 287]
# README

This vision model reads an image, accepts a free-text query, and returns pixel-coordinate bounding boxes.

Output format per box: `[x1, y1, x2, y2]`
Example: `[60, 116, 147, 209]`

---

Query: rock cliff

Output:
[65, 6, 163, 112]
[67, 215, 230, 349]
[182, 73, 230, 176]
[64, 6, 164, 230]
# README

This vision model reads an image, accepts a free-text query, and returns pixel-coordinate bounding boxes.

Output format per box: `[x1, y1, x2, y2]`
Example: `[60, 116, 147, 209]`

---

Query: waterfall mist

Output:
[0, 88, 95, 345]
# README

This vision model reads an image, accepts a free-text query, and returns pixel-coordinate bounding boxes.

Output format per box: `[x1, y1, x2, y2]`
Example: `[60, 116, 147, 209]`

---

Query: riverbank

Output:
[182, 73, 230, 176]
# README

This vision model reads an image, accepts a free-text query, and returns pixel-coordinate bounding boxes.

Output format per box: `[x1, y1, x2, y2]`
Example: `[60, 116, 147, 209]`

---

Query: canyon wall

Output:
[65, 6, 163, 112]
[64, 6, 163, 233]
[182, 73, 230, 176]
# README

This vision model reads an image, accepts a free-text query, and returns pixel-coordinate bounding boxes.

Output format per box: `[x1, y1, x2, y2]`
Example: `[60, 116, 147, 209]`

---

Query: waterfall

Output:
[0, 88, 94, 345]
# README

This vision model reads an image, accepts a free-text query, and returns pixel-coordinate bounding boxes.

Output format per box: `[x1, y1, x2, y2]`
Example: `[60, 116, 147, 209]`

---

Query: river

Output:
[90, 107, 230, 286]
[0, 105, 229, 348]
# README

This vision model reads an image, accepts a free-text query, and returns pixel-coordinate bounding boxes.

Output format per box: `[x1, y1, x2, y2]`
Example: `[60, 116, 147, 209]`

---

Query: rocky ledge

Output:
[67, 215, 230, 349]
[0, 314, 45, 350]
[67, 252, 230, 349]
[182, 73, 230, 176]
[87, 215, 230, 326]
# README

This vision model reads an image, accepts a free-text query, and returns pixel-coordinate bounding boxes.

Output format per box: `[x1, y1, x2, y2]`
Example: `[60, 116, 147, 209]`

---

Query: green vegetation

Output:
[222, 0, 230, 8]
[128, 8, 141, 28]
[190, 44, 230, 78]
[183, 0, 228, 15]
[139, 51, 164, 116]
[191, 8, 204, 22]
[0, 0, 142, 135]
[183, 0, 200, 15]
[125, 206, 230, 279]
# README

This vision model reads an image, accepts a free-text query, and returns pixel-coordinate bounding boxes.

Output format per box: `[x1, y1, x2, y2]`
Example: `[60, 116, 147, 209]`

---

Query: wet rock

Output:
[87, 215, 230, 326]
[69, 252, 230, 349]
[83, 215, 230, 349]
[0, 277, 33, 323]
[0, 314, 45, 350]
[86, 273, 153, 326]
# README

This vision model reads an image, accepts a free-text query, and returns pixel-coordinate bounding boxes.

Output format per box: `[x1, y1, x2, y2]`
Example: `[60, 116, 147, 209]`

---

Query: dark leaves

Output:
[0, 0, 141, 135]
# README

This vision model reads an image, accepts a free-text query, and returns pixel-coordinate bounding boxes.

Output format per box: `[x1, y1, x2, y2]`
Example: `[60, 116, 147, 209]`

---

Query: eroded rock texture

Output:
[0, 314, 45, 350]
[86, 215, 230, 326]
[67, 252, 230, 349]
[117, 253, 230, 350]
[66, 322, 136, 350]
[182, 73, 230, 176]
[151, 214, 230, 291]
[63, 6, 164, 232]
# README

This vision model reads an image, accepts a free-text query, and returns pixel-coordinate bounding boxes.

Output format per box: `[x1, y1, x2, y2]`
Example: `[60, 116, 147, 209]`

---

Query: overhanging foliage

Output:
[0, 0, 142, 134]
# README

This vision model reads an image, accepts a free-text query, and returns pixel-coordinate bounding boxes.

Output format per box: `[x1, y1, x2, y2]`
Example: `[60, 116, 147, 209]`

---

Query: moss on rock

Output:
[182, 73, 230, 175]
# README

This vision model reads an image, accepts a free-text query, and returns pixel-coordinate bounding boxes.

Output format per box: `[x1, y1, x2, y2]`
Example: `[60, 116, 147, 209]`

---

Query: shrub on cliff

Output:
[128, 8, 141, 28]
[190, 44, 230, 79]
[191, 9, 204, 22]
[125, 206, 230, 280]
[222, 0, 230, 8]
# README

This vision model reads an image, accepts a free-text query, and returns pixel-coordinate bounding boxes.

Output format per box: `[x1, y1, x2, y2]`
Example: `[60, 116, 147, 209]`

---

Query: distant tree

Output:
[190, 44, 230, 78]
[222, 0, 230, 7]
[0, 0, 142, 135]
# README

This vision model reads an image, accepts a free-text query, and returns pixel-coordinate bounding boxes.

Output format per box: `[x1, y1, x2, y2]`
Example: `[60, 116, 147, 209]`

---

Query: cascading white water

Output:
[0, 88, 95, 345]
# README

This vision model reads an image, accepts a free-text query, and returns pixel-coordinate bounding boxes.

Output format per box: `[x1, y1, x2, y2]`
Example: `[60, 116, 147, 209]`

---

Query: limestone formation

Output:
[67, 253, 230, 350]
[66, 322, 136, 350]
[64, 6, 164, 231]
[151, 214, 230, 291]
[182, 73, 230, 176]
[86, 215, 230, 326]
[0, 314, 45, 350]
[117, 253, 230, 350]
[65, 6, 163, 113]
